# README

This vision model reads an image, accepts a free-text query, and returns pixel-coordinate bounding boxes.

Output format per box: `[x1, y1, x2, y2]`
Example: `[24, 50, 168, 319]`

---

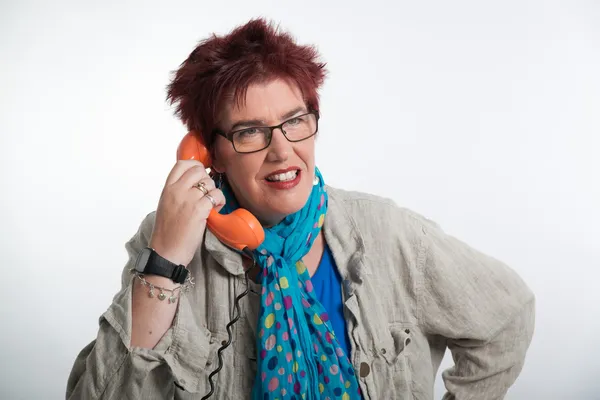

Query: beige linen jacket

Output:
[67, 186, 535, 400]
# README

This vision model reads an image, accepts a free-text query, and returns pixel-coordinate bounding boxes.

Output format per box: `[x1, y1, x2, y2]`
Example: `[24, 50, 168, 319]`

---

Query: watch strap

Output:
[144, 250, 189, 284]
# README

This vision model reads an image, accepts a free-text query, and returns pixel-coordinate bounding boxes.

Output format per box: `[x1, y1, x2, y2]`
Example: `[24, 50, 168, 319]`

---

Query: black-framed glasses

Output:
[216, 110, 320, 154]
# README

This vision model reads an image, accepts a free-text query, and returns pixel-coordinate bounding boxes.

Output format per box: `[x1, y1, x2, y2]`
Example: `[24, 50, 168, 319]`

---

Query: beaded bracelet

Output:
[131, 270, 195, 304]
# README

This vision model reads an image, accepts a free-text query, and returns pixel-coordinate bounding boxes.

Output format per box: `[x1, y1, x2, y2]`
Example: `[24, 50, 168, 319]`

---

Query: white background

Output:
[1, 0, 599, 399]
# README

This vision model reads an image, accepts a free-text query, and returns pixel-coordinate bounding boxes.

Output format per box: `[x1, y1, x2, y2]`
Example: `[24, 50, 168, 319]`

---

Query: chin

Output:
[263, 181, 313, 219]
[271, 201, 305, 217]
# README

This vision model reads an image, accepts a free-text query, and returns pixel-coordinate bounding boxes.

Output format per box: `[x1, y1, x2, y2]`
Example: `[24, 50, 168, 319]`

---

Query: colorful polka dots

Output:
[265, 313, 275, 329]
[305, 280, 314, 293]
[264, 334, 276, 351]
[265, 292, 275, 306]
[267, 356, 278, 370]
[313, 314, 324, 325]
[296, 261, 306, 274]
[318, 214, 325, 227]
[280, 277, 289, 289]
[250, 168, 360, 398]
[268, 376, 279, 391]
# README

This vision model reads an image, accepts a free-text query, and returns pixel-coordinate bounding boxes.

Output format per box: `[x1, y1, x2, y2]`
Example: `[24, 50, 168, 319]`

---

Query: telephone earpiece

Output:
[177, 131, 265, 253]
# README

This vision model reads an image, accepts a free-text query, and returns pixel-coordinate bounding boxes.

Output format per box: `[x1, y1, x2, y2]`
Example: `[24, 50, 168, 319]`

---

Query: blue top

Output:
[311, 244, 352, 363]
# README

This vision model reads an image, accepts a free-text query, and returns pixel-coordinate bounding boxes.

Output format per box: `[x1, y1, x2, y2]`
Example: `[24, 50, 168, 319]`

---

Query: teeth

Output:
[266, 170, 298, 182]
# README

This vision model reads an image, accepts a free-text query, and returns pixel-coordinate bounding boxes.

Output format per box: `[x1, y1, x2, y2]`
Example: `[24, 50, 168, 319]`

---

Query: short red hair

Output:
[166, 18, 327, 151]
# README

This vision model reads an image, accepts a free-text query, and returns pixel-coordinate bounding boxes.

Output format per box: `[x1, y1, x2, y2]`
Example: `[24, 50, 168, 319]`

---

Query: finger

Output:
[199, 188, 226, 210]
[165, 160, 205, 186]
[189, 176, 216, 198]
[178, 165, 212, 190]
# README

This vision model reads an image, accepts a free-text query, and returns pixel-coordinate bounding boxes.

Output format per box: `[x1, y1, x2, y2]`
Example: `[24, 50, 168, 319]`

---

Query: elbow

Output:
[493, 295, 536, 369]
[520, 295, 536, 355]
[484, 294, 536, 367]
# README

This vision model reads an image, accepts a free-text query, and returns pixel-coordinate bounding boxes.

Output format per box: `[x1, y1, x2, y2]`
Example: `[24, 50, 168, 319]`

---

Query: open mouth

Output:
[265, 169, 300, 182]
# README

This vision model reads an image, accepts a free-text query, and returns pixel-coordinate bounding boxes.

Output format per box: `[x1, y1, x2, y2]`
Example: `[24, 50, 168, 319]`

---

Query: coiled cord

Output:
[200, 253, 256, 399]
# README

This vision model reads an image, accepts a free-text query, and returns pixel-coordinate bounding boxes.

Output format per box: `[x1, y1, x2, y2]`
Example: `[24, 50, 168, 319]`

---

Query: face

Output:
[213, 79, 316, 226]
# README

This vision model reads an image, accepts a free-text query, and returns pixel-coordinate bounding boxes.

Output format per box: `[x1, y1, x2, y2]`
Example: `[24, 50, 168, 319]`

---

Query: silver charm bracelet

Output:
[131, 269, 195, 304]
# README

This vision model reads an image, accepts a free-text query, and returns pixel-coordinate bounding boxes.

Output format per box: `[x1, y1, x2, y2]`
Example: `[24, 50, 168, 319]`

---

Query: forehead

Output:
[223, 79, 306, 124]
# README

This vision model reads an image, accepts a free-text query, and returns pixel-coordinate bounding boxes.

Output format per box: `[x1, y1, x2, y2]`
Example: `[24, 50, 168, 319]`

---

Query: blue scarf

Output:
[219, 168, 361, 399]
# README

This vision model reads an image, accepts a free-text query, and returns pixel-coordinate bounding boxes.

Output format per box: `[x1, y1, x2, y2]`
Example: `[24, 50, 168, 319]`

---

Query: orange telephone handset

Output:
[177, 132, 265, 253]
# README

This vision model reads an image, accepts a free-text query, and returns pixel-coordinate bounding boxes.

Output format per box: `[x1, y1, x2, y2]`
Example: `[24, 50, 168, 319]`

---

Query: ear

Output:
[211, 151, 225, 173]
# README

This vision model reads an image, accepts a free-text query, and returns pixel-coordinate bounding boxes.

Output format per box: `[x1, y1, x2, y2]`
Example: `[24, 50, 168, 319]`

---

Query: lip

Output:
[264, 166, 301, 179]
[263, 168, 302, 190]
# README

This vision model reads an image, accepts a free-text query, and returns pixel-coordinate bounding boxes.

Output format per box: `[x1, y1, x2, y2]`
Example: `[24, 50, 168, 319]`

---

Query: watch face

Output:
[134, 248, 152, 273]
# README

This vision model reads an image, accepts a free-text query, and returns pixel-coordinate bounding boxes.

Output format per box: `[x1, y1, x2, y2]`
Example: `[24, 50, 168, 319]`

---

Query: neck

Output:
[260, 214, 285, 228]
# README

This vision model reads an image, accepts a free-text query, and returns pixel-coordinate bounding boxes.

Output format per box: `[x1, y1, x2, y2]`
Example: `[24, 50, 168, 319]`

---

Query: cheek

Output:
[214, 140, 259, 181]
[297, 140, 316, 168]
[227, 156, 263, 187]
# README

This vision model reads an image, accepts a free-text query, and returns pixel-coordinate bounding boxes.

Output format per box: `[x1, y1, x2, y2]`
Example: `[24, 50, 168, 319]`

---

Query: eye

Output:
[286, 116, 304, 125]
[238, 128, 260, 136]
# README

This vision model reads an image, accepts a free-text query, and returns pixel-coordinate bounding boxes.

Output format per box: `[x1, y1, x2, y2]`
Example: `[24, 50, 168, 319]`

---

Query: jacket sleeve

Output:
[416, 217, 535, 400]
[66, 213, 213, 400]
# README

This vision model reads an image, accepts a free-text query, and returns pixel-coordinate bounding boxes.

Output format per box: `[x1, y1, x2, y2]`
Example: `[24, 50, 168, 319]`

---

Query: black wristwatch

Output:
[133, 247, 189, 284]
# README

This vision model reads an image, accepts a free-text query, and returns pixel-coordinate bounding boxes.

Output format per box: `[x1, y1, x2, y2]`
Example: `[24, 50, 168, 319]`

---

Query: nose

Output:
[265, 128, 290, 162]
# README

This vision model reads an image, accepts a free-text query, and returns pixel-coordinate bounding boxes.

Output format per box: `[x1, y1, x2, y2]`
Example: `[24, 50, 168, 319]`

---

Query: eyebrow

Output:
[229, 106, 307, 131]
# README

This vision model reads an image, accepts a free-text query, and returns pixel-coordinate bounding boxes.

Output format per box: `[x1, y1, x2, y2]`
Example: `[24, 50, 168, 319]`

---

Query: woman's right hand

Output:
[149, 160, 225, 266]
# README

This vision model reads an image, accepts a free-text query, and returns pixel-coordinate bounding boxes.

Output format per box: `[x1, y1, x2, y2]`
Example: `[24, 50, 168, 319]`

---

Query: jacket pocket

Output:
[368, 323, 414, 399]
[382, 324, 413, 369]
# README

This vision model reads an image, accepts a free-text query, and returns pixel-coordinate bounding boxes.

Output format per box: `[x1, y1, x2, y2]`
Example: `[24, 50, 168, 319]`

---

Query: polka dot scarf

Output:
[219, 168, 361, 399]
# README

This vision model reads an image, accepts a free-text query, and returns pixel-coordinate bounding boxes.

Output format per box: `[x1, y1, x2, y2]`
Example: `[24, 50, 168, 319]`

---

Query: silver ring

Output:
[204, 194, 217, 207]
[193, 181, 209, 195]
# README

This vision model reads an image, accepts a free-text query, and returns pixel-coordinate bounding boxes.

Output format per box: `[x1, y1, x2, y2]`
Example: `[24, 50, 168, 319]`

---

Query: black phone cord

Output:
[200, 254, 256, 399]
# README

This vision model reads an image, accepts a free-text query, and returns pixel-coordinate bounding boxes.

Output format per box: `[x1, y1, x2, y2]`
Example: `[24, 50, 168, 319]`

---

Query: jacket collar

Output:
[203, 228, 246, 276]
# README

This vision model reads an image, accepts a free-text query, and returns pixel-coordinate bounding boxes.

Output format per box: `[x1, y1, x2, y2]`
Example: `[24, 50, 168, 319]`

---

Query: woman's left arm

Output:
[416, 218, 535, 400]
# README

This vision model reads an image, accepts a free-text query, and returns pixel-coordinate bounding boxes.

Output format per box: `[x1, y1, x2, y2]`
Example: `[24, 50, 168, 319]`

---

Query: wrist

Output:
[133, 247, 189, 284]
[149, 243, 189, 267]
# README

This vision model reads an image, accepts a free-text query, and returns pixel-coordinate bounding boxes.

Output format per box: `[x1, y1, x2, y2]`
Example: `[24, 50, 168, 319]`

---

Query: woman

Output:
[67, 18, 535, 400]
